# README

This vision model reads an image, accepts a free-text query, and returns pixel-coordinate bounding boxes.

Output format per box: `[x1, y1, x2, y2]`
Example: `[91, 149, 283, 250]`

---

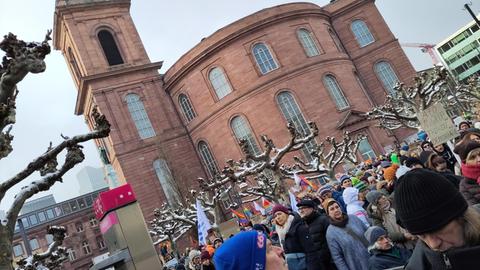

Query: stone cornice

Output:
[163, 3, 331, 91]
[75, 61, 163, 115]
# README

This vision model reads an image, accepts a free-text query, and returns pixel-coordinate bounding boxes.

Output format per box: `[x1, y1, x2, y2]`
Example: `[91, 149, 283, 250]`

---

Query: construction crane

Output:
[401, 43, 441, 65]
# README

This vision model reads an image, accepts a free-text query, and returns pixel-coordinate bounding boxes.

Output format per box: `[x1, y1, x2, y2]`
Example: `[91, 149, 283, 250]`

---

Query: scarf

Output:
[275, 215, 294, 248]
[329, 213, 349, 228]
[461, 163, 480, 184]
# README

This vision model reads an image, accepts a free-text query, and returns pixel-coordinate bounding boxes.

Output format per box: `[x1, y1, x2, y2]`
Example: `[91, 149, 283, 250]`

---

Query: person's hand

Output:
[404, 232, 416, 241]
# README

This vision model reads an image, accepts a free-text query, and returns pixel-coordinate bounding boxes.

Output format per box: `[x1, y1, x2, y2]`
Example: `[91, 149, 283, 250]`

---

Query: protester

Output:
[404, 157, 424, 169]
[340, 175, 352, 190]
[324, 198, 370, 270]
[188, 249, 202, 270]
[364, 226, 411, 270]
[272, 204, 311, 270]
[365, 190, 416, 250]
[395, 169, 480, 269]
[213, 231, 287, 270]
[317, 184, 347, 213]
[343, 187, 370, 227]
[297, 199, 335, 270]
[426, 153, 461, 189]
[433, 143, 457, 172]
[455, 140, 480, 205]
[200, 250, 215, 270]
[213, 238, 223, 249]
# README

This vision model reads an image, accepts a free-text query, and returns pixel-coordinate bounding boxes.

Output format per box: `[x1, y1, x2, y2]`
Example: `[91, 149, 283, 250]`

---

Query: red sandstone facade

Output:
[53, 0, 416, 221]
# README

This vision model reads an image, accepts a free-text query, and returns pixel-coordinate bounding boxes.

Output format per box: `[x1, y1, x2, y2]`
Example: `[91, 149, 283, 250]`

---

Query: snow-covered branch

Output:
[15, 226, 67, 270]
[280, 131, 365, 179]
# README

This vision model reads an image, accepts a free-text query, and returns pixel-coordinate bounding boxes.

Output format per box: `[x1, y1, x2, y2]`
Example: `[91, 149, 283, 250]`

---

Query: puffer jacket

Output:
[368, 246, 411, 270]
[460, 163, 480, 205]
[302, 211, 332, 268]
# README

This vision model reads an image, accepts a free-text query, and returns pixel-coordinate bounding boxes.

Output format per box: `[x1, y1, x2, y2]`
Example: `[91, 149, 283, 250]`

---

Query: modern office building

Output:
[436, 17, 480, 82]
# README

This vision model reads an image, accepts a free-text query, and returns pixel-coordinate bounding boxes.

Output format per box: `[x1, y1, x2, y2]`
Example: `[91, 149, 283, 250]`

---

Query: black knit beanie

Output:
[394, 169, 468, 235]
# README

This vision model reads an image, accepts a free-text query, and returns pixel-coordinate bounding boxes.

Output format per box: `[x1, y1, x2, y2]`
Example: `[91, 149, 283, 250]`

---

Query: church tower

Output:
[53, 0, 206, 219]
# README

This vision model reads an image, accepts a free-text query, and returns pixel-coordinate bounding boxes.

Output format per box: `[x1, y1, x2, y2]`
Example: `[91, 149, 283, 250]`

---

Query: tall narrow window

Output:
[276, 91, 315, 160]
[209, 67, 232, 99]
[82, 241, 91, 255]
[297, 29, 320, 57]
[358, 138, 376, 160]
[178, 94, 196, 122]
[125, 93, 156, 139]
[153, 159, 182, 207]
[68, 48, 82, 81]
[252, 43, 278, 74]
[97, 30, 124, 65]
[230, 116, 260, 155]
[351, 20, 375, 47]
[29, 238, 39, 250]
[374, 61, 399, 95]
[67, 248, 77, 261]
[329, 28, 345, 52]
[323, 75, 349, 110]
[97, 237, 106, 250]
[198, 141, 219, 178]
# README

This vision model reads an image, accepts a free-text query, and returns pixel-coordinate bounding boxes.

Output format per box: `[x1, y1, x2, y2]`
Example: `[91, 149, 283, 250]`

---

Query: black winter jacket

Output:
[459, 177, 480, 205]
[303, 211, 333, 268]
[283, 214, 321, 270]
[406, 241, 480, 270]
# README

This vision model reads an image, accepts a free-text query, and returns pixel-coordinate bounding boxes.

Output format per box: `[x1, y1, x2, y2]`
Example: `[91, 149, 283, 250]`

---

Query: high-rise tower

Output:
[53, 0, 205, 219]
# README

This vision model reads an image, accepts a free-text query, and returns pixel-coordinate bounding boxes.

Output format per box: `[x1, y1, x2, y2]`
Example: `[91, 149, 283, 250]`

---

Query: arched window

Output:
[329, 28, 345, 53]
[230, 116, 260, 155]
[276, 91, 315, 160]
[297, 29, 320, 57]
[209, 67, 232, 99]
[125, 93, 156, 139]
[323, 75, 349, 110]
[153, 159, 182, 207]
[198, 141, 219, 178]
[178, 94, 196, 122]
[67, 48, 82, 82]
[97, 30, 124, 65]
[374, 61, 399, 94]
[358, 138, 376, 160]
[350, 20, 375, 47]
[252, 43, 278, 74]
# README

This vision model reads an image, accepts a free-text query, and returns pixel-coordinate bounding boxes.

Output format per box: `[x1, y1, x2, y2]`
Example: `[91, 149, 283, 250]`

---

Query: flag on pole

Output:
[196, 200, 212, 245]
[289, 191, 300, 213]
[294, 173, 319, 191]
[253, 201, 266, 215]
[262, 197, 272, 208]
[243, 206, 253, 218]
[231, 209, 249, 225]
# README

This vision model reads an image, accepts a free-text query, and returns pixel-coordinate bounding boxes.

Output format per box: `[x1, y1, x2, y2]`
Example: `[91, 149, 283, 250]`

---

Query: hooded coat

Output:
[343, 187, 370, 227]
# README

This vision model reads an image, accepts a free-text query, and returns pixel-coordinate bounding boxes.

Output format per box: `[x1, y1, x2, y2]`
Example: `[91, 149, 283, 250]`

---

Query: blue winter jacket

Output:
[332, 191, 347, 213]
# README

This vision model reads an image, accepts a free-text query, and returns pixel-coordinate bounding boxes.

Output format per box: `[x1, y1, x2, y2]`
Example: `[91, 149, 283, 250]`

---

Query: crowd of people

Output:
[163, 120, 480, 270]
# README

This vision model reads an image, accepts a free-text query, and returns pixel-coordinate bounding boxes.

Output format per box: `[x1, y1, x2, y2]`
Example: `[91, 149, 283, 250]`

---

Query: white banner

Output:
[196, 200, 212, 245]
[289, 191, 299, 213]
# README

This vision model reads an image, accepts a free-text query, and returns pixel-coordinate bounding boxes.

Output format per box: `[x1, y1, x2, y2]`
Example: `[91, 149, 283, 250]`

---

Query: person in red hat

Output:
[454, 140, 480, 205]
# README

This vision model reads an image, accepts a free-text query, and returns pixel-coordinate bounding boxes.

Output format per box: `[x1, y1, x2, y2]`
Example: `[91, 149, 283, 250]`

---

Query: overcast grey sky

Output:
[0, 0, 478, 211]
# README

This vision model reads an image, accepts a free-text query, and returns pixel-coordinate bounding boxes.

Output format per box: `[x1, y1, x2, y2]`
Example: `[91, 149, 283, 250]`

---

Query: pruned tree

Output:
[0, 32, 111, 270]
[365, 66, 479, 130]
[280, 131, 365, 179]
[15, 226, 67, 270]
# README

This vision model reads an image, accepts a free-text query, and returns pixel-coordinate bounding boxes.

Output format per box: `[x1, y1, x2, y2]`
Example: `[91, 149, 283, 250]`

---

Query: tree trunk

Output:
[0, 225, 13, 270]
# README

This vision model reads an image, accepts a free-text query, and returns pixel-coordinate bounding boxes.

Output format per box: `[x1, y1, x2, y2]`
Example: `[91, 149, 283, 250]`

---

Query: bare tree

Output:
[365, 66, 479, 130]
[280, 131, 365, 179]
[0, 32, 110, 270]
